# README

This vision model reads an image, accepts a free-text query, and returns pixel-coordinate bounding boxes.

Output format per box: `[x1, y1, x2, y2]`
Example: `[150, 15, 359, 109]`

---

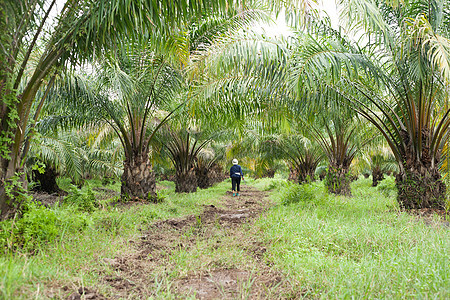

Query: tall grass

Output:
[256, 177, 450, 298]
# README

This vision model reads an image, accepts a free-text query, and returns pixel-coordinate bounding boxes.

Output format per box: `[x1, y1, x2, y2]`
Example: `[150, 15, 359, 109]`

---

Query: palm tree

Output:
[88, 50, 185, 200]
[274, 134, 324, 183]
[442, 141, 450, 203]
[290, 0, 450, 208]
[158, 127, 212, 193]
[0, 0, 245, 217]
[195, 147, 226, 189]
[313, 117, 365, 196]
[224, 124, 287, 179]
[26, 129, 123, 192]
[363, 147, 398, 187]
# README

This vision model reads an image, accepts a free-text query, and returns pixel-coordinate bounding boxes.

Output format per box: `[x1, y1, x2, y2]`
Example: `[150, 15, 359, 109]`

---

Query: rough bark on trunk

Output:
[196, 163, 226, 189]
[318, 172, 326, 181]
[175, 168, 197, 193]
[299, 169, 315, 184]
[395, 128, 447, 209]
[396, 170, 446, 209]
[121, 152, 156, 201]
[210, 163, 227, 183]
[255, 168, 275, 179]
[0, 186, 10, 220]
[288, 166, 299, 183]
[325, 165, 351, 196]
[288, 165, 315, 184]
[0, 171, 28, 220]
[195, 166, 210, 189]
[0, 157, 16, 219]
[371, 167, 384, 187]
[262, 169, 275, 178]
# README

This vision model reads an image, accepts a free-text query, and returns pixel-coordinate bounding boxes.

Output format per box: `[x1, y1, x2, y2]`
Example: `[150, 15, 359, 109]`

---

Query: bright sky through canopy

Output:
[261, 0, 339, 37]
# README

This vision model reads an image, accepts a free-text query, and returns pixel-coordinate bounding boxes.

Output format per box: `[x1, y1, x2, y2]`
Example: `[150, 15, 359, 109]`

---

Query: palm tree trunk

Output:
[263, 168, 276, 178]
[0, 156, 24, 219]
[396, 169, 446, 209]
[256, 168, 275, 179]
[396, 130, 447, 209]
[175, 168, 197, 193]
[210, 163, 226, 184]
[325, 164, 351, 196]
[195, 166, 210, 189]
[195, 163, 225, 189]
[0, 157, 9, 218]
[0, 169, 27, 220]
[0, 186, 10, 220]
[121, 152, 156, 201]
[289, 166, 316, 184]
[372, 167, 384, 187]
[299, 168, 316, 184]
[288, 165, 299, 183]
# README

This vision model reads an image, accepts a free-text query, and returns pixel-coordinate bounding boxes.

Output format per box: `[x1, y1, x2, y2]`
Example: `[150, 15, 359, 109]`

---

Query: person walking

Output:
[230, 159, 244, 196]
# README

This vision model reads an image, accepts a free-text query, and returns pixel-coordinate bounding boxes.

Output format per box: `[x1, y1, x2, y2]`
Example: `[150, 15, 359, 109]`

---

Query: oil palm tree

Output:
[0, 0, 247, 217]
[195, 147, 226, 189]
[274, 134, 324, 184]
[84, 50, 185, 200]
[290, 0, 450, 208]
[364, 147, 398, 187]
[310, 116, 365, 196]
[158, 127, 213, 193]
[26, 129, 123, 193]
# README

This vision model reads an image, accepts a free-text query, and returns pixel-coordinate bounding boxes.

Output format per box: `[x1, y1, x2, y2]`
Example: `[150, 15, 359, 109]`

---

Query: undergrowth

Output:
[256, 176, 449, 298]
[0, 178, 229, 299]
[0, 176, 448, 298]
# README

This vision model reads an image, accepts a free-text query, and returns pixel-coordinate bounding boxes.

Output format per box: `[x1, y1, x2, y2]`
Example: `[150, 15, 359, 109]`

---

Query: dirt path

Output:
[68, 186, 296, 299]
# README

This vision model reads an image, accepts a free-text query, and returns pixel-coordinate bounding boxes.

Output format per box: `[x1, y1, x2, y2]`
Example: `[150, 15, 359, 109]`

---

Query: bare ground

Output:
[65, 186, 298, 299]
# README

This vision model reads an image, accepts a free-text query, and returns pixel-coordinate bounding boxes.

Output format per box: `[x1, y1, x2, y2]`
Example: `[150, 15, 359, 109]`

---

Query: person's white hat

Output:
[232, 159, 238, 165]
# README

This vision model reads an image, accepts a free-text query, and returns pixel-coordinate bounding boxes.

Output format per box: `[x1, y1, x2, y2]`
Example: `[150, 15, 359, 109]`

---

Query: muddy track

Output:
[68, 186, 296, 299]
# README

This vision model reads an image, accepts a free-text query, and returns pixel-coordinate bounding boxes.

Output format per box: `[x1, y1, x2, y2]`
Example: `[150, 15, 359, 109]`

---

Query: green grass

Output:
[1, 176, 448, 299]
[0, 179, 231, 299]
[255, 177, 450, 298]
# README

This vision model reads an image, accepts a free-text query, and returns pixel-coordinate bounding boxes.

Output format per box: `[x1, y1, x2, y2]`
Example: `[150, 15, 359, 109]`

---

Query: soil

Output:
[66, 287, 107, 300]
[64, 186, 296, 299]
[31, 191, 66, 207]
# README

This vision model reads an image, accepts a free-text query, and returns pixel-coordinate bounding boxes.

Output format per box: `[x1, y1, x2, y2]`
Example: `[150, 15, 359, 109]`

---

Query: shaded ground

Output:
[66, 186, 297, 299]
[31, 191, 65, 207]
[407, 208, 450, 227]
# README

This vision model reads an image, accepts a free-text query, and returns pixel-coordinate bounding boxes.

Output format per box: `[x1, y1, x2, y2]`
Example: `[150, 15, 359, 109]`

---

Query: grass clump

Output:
[278, 181, 328, 206]
[0, 203, 91, 253]
[64, 185, 98, 213]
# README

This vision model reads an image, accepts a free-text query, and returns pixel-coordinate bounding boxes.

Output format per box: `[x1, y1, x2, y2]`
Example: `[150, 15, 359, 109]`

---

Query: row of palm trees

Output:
[1, 0, 449, 218]
[193, 0, 449, 209]
[0, 0, 275, 216]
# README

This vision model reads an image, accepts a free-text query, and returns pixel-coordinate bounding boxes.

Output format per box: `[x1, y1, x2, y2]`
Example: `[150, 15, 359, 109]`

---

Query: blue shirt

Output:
[230, 165, 243, 178]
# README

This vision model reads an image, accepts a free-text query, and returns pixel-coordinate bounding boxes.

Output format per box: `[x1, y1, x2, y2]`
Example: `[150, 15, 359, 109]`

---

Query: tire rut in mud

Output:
[99, 186, 295, 299]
